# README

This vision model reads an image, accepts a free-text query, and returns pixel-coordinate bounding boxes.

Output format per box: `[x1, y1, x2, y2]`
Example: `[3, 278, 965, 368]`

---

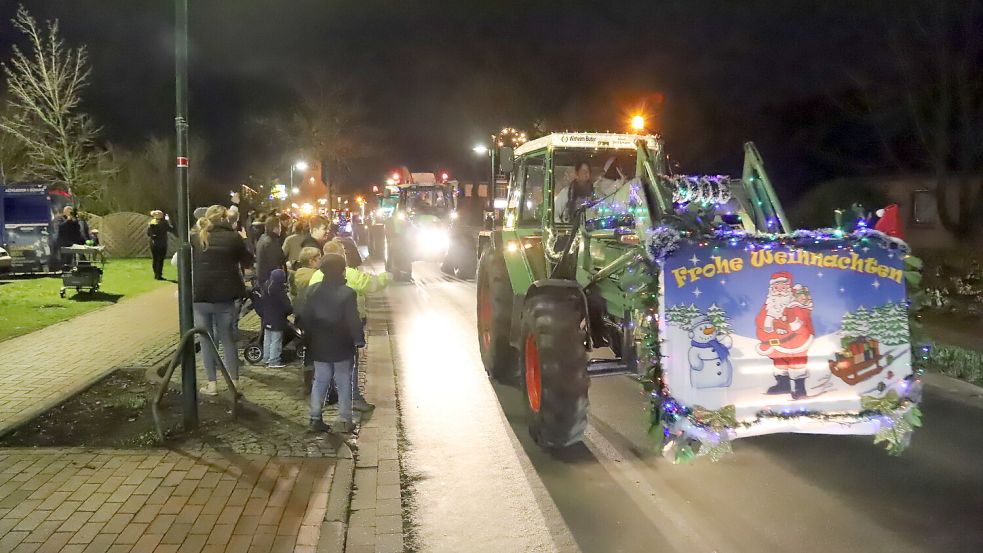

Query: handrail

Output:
[151, 327, 238, 442]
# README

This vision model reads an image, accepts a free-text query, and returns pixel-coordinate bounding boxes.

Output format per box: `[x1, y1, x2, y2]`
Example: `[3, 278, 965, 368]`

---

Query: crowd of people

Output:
[153, 200, 389, 434]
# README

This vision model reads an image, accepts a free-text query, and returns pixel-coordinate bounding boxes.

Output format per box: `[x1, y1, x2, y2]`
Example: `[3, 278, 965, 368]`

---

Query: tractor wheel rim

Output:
[524, 334, 542, 413]
[478, 284, 492, 351]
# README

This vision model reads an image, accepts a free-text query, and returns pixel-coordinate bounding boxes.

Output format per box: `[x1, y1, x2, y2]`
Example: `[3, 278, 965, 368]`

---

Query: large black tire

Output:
[476, 249, 517, 382]
[384, 234, 411, 281]
[520, 293, 590, 448]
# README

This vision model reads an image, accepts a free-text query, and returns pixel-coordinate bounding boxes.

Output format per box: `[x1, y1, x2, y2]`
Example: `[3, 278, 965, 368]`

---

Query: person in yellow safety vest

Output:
[312, 240, 390, 319]
[310, 239, 391, 413]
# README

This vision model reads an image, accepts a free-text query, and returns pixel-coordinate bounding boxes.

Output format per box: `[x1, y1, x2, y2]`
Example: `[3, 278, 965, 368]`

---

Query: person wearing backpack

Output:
[299, 253, 364, 433]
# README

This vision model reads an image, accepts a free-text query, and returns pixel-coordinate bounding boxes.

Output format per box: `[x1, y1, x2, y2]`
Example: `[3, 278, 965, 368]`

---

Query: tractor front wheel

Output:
[476, 249, 517, 383]
[520, 293, 590, 448]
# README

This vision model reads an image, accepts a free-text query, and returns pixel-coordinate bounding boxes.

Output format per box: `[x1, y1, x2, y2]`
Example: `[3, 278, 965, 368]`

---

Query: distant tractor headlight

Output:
[417, 227, 450, 254]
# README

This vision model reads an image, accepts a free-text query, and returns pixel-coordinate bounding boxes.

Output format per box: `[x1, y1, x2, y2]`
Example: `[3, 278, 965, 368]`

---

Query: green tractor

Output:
[384, 174, 476, 281]
[477, 132, 921, 456]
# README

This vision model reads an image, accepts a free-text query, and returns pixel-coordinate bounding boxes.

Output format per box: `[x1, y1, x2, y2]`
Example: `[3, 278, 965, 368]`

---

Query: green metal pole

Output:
[175, 0, 197, 429]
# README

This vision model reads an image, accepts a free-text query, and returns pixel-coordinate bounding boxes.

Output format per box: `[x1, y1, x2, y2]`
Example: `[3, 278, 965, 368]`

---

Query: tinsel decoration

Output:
[643, 226, 684, 262]
[862, 391, 923, 455]
[663, 175, 733, 205]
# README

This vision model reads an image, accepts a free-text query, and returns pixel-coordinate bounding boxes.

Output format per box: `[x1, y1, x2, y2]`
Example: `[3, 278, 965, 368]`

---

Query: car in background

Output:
[0, 246, 11, 273]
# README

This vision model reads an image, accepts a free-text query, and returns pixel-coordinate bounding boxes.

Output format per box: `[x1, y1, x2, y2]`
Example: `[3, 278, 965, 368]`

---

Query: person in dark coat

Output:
[258, 268, 292, 368]
[147, 210, 172, 280]
[298, 253, 365, 433]
[56, 206, 85, 269]
[254, 217, 284, 285]
[191, 205, 254, 396]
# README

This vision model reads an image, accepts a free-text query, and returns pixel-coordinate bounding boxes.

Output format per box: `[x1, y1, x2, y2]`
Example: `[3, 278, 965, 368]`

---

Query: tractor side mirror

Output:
[499, 147, 514, 174]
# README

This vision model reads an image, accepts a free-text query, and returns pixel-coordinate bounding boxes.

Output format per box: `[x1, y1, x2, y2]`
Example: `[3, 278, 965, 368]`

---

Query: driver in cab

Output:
[554, 158, 630, 223]
[554, 161, 593, 223]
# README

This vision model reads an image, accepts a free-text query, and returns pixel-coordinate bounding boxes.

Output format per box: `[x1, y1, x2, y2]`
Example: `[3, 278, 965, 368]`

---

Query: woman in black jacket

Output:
[191, 205, 254, 396]
[299, 253, 365, 433]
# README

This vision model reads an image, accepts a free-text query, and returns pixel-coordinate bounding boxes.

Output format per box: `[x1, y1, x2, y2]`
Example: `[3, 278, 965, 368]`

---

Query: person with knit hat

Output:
[754, 271, 815, 399]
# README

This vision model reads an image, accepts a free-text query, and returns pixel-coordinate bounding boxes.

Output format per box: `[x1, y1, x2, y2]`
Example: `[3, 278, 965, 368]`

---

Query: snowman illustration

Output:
[688, 316, 734, 389]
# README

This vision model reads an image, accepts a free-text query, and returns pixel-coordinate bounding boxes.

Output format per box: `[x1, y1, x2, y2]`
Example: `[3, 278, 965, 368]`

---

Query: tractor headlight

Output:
[417, 227, 450, 253]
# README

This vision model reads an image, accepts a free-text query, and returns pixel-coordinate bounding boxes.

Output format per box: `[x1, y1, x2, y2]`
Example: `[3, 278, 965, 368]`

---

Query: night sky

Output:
[0, 1, 904, 197]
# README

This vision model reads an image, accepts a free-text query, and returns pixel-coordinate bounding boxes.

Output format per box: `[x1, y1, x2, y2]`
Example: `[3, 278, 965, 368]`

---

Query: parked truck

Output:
[0, 183, 75, 274]
[476, 132, 922, 460]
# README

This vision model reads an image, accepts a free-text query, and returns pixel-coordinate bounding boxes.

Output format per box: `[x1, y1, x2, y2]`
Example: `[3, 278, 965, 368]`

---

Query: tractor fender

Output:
[509, 279, 592, 349]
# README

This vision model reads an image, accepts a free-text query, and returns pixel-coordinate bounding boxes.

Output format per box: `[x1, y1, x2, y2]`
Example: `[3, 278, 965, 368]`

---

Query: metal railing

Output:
[151, 327, 238, 441]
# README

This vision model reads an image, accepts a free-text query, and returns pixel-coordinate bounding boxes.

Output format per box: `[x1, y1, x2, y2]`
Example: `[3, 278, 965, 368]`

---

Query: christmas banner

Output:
[660, 241, 912, 423]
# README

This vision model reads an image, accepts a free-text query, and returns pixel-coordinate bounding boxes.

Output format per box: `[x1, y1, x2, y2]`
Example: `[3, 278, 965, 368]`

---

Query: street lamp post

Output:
[473, 144, 494, 210]
[174, 0, 196, 429]
[290, 160, 309, 198]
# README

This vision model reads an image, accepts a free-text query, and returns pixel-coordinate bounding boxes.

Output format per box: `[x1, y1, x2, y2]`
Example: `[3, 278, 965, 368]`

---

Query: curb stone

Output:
[320, 445, 356, 552]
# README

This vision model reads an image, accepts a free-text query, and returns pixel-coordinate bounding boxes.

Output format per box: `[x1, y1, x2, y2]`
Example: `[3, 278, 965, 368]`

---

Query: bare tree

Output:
[0, 5, 104, 202]
[255, 80, 380, 192]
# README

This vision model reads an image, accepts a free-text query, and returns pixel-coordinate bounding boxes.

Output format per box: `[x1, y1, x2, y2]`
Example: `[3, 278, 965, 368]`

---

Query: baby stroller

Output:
[242, 278, 307, 364]
[243, 321, 306, 364]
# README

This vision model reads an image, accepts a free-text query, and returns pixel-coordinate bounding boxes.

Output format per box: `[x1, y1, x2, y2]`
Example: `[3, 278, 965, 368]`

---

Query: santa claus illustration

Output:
[755, 272, 815, 399]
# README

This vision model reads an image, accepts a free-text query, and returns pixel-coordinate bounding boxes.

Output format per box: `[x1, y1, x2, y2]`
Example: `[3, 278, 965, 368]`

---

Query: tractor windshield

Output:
[403, 187, 450, 216]
[552, 149, 638, 224]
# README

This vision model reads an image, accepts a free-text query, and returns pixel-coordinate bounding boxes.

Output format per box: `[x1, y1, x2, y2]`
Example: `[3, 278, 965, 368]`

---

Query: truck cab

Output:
[0, 183, 74, 273]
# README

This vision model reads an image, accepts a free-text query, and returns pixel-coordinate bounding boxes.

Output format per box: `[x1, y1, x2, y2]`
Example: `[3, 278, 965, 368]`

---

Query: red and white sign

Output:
[176, 157, 189, 168]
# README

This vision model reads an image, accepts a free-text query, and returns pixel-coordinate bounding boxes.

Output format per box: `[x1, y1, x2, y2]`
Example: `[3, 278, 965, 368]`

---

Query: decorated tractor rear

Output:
[476, 132, 924, 460]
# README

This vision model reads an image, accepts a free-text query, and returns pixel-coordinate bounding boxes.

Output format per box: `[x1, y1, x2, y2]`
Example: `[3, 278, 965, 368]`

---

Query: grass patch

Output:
[0, 258, 173, 342]
[926, 344, 983, 387]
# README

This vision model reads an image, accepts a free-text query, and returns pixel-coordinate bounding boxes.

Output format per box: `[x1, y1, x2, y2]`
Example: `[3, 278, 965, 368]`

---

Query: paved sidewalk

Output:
[0, 448, 337, 553]
[0, 285, 179, 436]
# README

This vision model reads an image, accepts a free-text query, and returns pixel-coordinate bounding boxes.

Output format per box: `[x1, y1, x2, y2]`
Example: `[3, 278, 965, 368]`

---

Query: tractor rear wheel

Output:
[476, 249, 517, 382]
[520, 293, 590, 448]
[385, 234, 411, 282]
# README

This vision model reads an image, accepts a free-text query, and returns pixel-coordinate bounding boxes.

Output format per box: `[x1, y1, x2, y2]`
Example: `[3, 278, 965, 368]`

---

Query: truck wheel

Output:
[520, 293, 590, 448]
[476, 250, 517, 382]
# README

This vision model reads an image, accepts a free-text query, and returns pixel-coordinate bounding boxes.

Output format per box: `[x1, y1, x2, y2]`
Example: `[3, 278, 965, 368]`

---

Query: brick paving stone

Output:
[58, 511, 93, 533]
[23, 520, 62, 543]
[374, 532, 403, 553]
[36, 531, 73, 553]
[80, 533, 115, 553]
[128, 532, 163, 553]
[99, 513, 133, 535]
[115, 522, 148, 545]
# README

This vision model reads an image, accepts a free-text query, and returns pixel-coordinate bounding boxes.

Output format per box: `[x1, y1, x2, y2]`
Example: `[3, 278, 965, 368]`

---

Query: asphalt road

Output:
[389, 262, 983, 553]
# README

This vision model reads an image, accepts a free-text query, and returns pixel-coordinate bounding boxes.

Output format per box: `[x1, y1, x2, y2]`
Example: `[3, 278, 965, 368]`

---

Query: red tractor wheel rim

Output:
[524, 334, 542, 413]
[478, 284, 492, 351]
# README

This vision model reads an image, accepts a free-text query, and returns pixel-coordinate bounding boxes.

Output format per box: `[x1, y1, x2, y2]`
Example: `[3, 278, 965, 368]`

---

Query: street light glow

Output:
[291, 187, 300, 195]
[294, 160, 309, 171]
[472, 144, 488, 155]
[630, 115, 646, 131]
